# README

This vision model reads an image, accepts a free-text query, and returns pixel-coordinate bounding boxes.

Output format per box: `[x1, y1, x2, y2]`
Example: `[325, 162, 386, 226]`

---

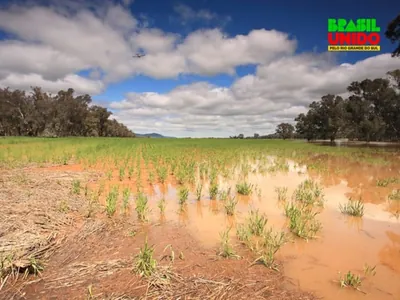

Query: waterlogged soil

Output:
[4, 152, 400, 300]
[20, 222, 312, 300]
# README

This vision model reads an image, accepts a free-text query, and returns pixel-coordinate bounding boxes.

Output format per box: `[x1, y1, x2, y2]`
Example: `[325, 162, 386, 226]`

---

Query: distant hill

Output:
[135, 133, 175, 138]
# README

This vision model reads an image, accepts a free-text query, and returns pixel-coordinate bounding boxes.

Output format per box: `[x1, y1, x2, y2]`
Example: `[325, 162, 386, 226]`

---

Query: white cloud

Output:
[110, 53, 400, 137]
[0, 1, 399, 137]
[0, 1, 295, 85]
[0, 73, 104, 95]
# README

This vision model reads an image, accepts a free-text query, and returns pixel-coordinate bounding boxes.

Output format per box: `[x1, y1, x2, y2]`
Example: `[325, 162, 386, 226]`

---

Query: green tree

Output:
[294, 69, 400, 142]
[0, 87, 135, 138]
[295, 113, 318, 141]
[385, 14, 400, 57]
[276, 123, 295, 139]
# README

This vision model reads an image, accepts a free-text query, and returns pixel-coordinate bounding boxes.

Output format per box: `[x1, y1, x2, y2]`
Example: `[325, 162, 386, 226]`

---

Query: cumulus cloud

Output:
[0, 73, 104, 95]
[110, 53, 400, 137]
[0, 1, 295, 88]
[0, 0, 399, 137]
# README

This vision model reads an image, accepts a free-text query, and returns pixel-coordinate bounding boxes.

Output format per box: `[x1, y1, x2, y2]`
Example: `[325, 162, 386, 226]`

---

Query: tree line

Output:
[272, 69, 400, 142]
[0, 87, 135, 137]
[231, 68, 400, 143]
[234, 15, 400, 142]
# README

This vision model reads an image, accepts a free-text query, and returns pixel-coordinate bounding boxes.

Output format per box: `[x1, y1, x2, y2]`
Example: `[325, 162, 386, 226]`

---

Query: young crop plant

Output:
[27, 257, 44, 278]
[376, 177, 399, 187]
[236, 181, 253, 195]
[252, 229, 287, 270]
[187, 165, 196, 184]
[209, 167, 218, 184]
[199, 162, 208, 179]
[336, 264, 376, 292]
[275, 186, 288, 202]
[178, 186, 189, 207]
[105, 186, 119, 217]
[195, 183, 203, 201]
[106, 170, 113, 181]
[339, 198, 364, 217]
[72, 179, 81, 194]
[157, 166, 168, 183]
[209, 182, 219, 200]
[338, 271, 362, 290]
[247, 209, 268, 236]
[162, 244, 175, 263]
[218, 228, 240, 259]
[133, 239, 157, 277]
[236, 224, 251, 244]
[119, 167, 125, 181]
[58, 199, 70, 213]
[388, 189, 400, 201]
[136, 192, 150, 221]
[158, 197, 166, 214]
[224, 195, 238, 216]
[293, 179, 324, 207]
[148, 170, 155, 184]
[363, 264, 377, 277]
[121, 187, 130, 214]
[176, 167, 187, 185]
[218, 188, 230, 201]
[284, 202, 322, 240]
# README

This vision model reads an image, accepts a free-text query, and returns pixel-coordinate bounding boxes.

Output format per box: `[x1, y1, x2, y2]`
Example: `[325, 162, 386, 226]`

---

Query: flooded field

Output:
[1, 138, 399, 299]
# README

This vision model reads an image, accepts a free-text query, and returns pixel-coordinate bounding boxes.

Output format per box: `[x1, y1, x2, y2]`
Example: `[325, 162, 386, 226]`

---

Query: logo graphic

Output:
[328, 18, 380, 52]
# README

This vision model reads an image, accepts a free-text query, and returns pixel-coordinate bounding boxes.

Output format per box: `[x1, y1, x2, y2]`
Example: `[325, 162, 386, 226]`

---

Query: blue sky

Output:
[0, 0, 399, 137]
[94, 0, 396, 101]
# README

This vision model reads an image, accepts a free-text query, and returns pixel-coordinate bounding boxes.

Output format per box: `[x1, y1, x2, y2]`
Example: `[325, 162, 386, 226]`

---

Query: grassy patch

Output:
[105, 186, 119, 217]
[224, 195, 238, 216]
[339, 198, 364, 217]
[252, 229, 287, 270]
[133, 239, 157, 277]
[209, 183, 219, 200]
[195, 183, 203, 201]
[376, 177, 399, 187]
[339, 271, 362, 289]
[388, 189, 400, 201]
[293, 179, 324, 207]
[178, 186, 189, 210]
[275, 186, 288, 202]
[218, 228, 240, 259]
[136, 192, 150, 221]
[247, 209, 268, 236]
[284, 202, 322, 240]
[236, 181, 253, 195]
[72, 179, 81, 194]
[158, 198, 166, 214]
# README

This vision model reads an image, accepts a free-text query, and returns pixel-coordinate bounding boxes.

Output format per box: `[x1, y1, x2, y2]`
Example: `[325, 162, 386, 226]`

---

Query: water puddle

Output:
[37, 155, 400, 299]
[137, 158, 400, 299]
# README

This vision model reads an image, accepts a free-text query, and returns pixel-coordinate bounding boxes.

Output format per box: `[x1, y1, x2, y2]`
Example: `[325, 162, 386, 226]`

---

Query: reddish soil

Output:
[0, 167, 316, 300]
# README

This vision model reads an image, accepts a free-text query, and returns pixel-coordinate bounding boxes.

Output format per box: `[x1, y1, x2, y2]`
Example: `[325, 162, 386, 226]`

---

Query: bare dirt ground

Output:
[0, 169, 316, 300]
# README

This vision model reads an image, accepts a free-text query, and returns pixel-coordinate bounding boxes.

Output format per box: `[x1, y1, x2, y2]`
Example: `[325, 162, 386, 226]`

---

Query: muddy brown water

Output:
[34, 156, 400, 300]
[146, 161, 400, 299]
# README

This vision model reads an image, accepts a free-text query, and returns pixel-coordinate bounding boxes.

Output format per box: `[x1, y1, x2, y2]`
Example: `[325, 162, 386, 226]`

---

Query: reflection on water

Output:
[73, 152, 400, 300]
[136, 157, 400, 300]
[315, 141, 400, 150]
